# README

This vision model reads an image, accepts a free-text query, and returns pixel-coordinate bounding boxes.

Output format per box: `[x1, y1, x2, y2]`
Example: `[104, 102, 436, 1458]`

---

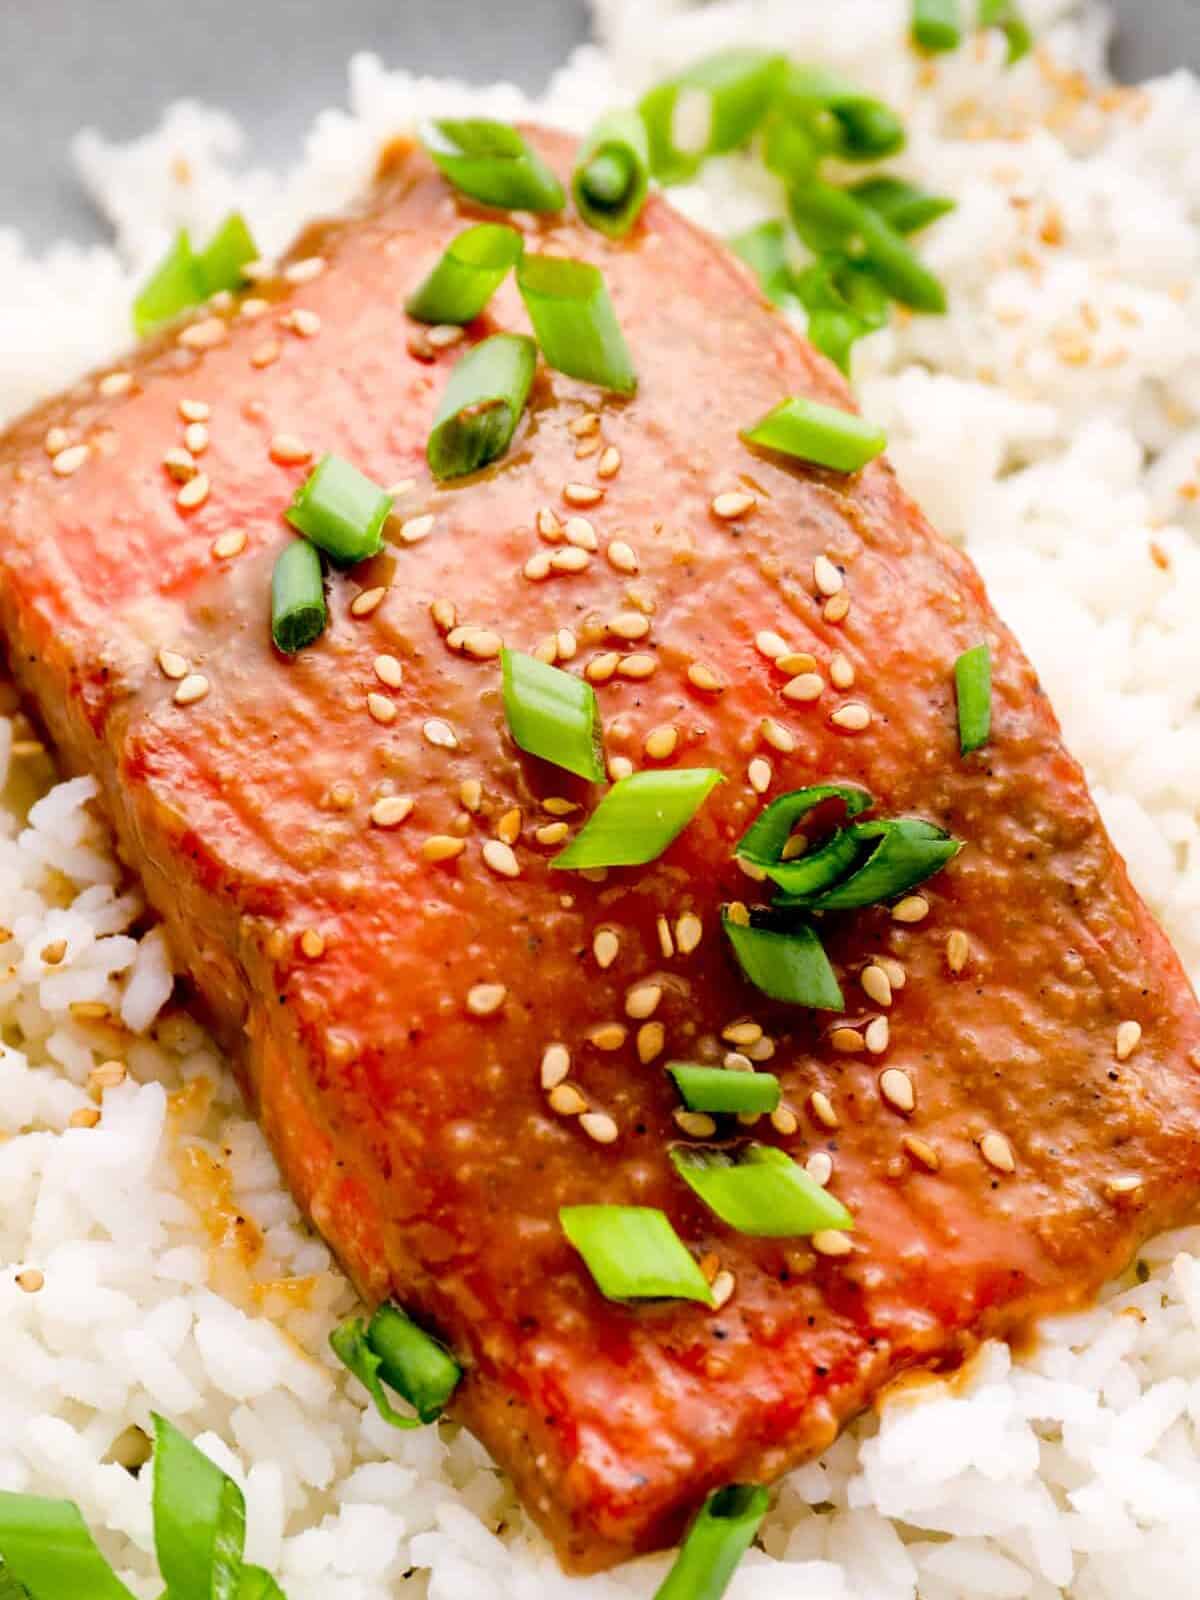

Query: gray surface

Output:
[0, 0, 1194, 246]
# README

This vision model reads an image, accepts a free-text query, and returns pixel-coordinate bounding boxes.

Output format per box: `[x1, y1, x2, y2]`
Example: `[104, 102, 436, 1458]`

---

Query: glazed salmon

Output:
[2, 129, 1200, 1573]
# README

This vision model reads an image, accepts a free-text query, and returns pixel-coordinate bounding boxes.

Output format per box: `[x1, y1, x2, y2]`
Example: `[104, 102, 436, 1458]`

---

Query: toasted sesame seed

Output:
[423, 834, 466, 862]
[607, 540, 639, 573]
[157, 648, 189, 681]
[865, 1016, 890, 1055]
[782, 673, 824, 703]
[892, 895, 929, 924]
[15, 1268, 44, 1293]
[285, 308, 321, 337]
[607, 611, 651, 642]
[524, 552, 553, 581]
[285, 255, 326, 284]
[823, 590, 851, 624]
[675, 1109, 717, 1138]
[179, 398, 211, 423]
[426, 323, 465, 349]
[759, 717, 796, 754]
[423, 719, 458, 750]
[980, 1131, 1015, 1173]
[296, 928, 325, 959]
[584, 652, 619, 684]
[676, 913, 703, 954]
[780, 833, 808, 861]
[597, 446, 622, 479]
[711, 1269, 735, 1308]
[711, 490, 756, 520]
[726, 901, 750, 927]
[625, 983, 663, 1021]
[619, 653, 657, 679]
[174, 673, 210, 707]
[644, 725, 678, 761]
[465, 628, 503, 660]
[569, 412, 601, 438]
[580, 1111, 619, 1144]
[367, 692, 398, 726]
[1116, 1019, 1142, 1060]
[687, 662, 725, 693]
[70, 1001, 110, 1022]
[575, 435, 602, 460]
[830, 651, 855, 689]
[806, 1151, 833, 1187]
[45, 426, 71, 455]
[88, 1059, 127, 1096]
[637, 1021, 665, 1063]
[69, 1106, 101, 1129]
[536, 507, 563, 541]
[351, 586, 388, 618]
[179, 316, 227, 350]
[40, 939, 67, 966]
[755, 631, 790, 660]
[482, 839, 521, 878]
[551, 546, 591, 573]
[496, 808, 522, 846]
[830, 701, 871, 731]
[52, 444, 89, 478]
[467, 982, 507, 1016]
[588, 1022, 627, 1052]
[723, 1020, 762, 1046]
[738, 859, 768, 886]
[775, 651, 817, 675]
[560, 517, 596, 552]
[771, 1104, 799, 1135]
[861, 964, 892, 1007]
[608, 755, 635, 781]
[812, 1230, 853, 1257]
[830, 1026, 865, 1054]
[879, 956, 906, 990]
[269, 433, 312, 465]
[370, 794, 414, 828]
[240, 297, 270, 320]
[367, 655, 401, 692]
[541, 1043, 571, 1089]
[549, 1083, 588, 1116]
[453, 781, 480, 816]
[400, 513, 434, 545]
[724, 1052, 753, 1072]
[212, 530, 246, 559]
[556, 628, 577, 660]
[535, 821, 569, 846]
[250, 339, 282, 368]
[163, 448, 197, 482]
[879, 1067, 915, 1114]
[745, 1037, 776, 1063]
[593, 929, 620, 969]
[563, 482, 604, 508]
[814, 555, 844, 596]
[184, 421, 209, 455]
[809, 1090, 839, 1129]
[177, 472, 210, 510]
[1106, 1174, 1144, 1199]
[748, 757, 772, 794]
[902, 1134, 941, 1172]
[99, 371, 133, 397]
[432, 599, 458, 634]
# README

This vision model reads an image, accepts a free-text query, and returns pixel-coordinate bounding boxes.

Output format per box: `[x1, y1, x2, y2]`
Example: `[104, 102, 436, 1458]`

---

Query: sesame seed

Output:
[455, 780, 482, 815]
[549, 1083, 588, 1116]
[524, 552, 553, 581]
[625, 983, 662, 1020]
[588, 1023, 627, 1052]
[608, 755, 635, 781]
[482, 839, 520, 878]
[400, 513, 434, 545]
[212, 530, 246, 560]
[744, 1036, 775, 1062]
[759, 717, 796, 754]
[593, 929, 620, 969]
[637, 1021, 665, 1063]
[687, 662, 725, 693]
[467, 982, 507, 1016]
[676, 913, 703, 954]
[711, 1269, 735, 1309]
[367, 655, 402, 692]
[809, 1090, 839, 1129]
[351, 586, 388, 618]
[497, 808, 522, 846]
[879, 1067, 915, 1114]
[892, 895, 929, 924]
[656, 915, 675, 959]
[861, 964, 892, 1007]
[806, 1152, 833, 1187]
[755, 631, 790, 660]
[70, 1106, 101, 1129]
[178, 316, 227, 350]
[607, 540, 639, 574]
[557, 628, 578, 661]
[184, 422, 209, 455]
[285, 255, 326, 284]
[812, 1230, 853, 1257]
[250, 340, 281, 368]
[737, 858, 767, 883]
[711, 490, 756, 520]
[370, 794, 414, 828]
[407, 329, 435, 361]
[88, 1059, 127, 1096]
[423, 719, 458, 749]
[580, 1111, 619, 1144]
[177, 472, 210, 511]
[748, 757, 772, 794]
[51, 444, 89, 478]
[551, 547, 591, 573]
[725, 1052, 752, 1072]
[723, 1021, 762, 1046]
[814, 555, 844, 596]
[558, 518, 596, 553]
[44, 426, 70, 455]
[563, 482, 604, 508]
[40, 939, 67, 966]
[596, 446, 622, 480]
[366, 692, 397, 726]
[823, 591, 851, 624]
[536, 507, 563, 541]
[940, 930, 969, 977]
[70, 1001, 110, 1022]
[174, 673, 210, 706]
[865, 1016, 890, 1055]
[535, 821, 569, 846]
[644, 725, 678, 761]
[99, 371, 133, 397]
[675, 1109, 717, 1137]
[240, 298, 270, 320]
[780, 834, 807, 861]
[270, 433, 312, 465]
[607, 611, 651, 642]
[830, 651, 855, 689]
[770, 1105, 798, 1135]
[583, 652, 618, 684]
[464, 628, 503, 660]
[619, 653, 657, 679]
[179, 398, 210, 423]
[879, 956, 906, 990]
[285, 308, 321, 338]
[1106, 1174, 1144, 1199]
[569, 412, 601, 438]
[830, 1026, 865, 1054]
[726, 901, 750, 927]
[423, 834, 466, 862]
[427, 323, 465, 349]
[16, 1268, 44, 1293]
[902, 1134, 941, 1172]
[782, 673, 824, 703]
[541, 1043, 571, 1089]
[775, 652, 817, 675]
[544, 797, 578, 818]
[1115, 1019, 1142, 1060]
[830, 702, 871, 731]
[980, 1131, 1015, 1173]
[157, 648, 189, 680]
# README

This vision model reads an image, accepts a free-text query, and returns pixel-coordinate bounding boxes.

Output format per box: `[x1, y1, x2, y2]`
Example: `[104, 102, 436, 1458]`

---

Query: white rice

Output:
[2, 2, 1200, 1594]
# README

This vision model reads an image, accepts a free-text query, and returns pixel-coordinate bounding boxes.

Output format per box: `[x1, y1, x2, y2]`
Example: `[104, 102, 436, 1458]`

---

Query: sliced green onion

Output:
[427, 332, 537, 480]
[406, 223, 524, 324]
[654, 1485, 770, 1600]
[195, 211, 258, 296]
[828, 99, 907, 161]
[133, 230, 204, 336]
[286, 453, 392, 566]
[421, 119, 565, 212]
[729, 221, 802, 311]
[777, 818, 961, 911]
[0, 1566, 31, 1600]
[671, 1145, 853, 1237]
[573, 110, 651, 238]
[560, 1205, 714, 1303]
[152, 1413, 246, 1600]
[849, 176, 956, 236]
[0, 1493, 134, 1600]
[789, 181, 946, 313]
[639, 49, 786, 184]
[795, 254, 890, 373]
[669, 1063, 781, 1115]
[237, 1570, 287, 1600]
[331, 1302, 461, 1427]
[271, 540, 326, 655]
[554, 769, 723, 870]
[723, 914, 844, 1010]
[516, 255, 636, 396]
[775, 65, 905, 162]
[501, 648, 604, 782]
[979, 0, 1033, 64]
[759, 827, 864, 897]
[742, 396, 886, 474]
[912, 0, 963, 52]
[955, 642, 992, 753]
[761, 115, 820, 185]
[736, 783, 873, 867]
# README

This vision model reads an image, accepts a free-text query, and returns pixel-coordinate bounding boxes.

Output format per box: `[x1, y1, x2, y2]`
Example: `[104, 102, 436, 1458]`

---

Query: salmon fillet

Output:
[2, 129, 1200, 1572]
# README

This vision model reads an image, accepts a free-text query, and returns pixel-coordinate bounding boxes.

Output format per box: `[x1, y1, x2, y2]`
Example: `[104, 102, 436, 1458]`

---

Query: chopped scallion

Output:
[639, 49, 786, 184]
[331, 1302, 461, 1428]
[554, 768, 723, 870]
[286, 453, 392, 566]
[669, 1063, 781, 1115]
[271, 540, 327, 655]
[775, 65, 906, 162]
[152, 1413, 246, 1600]
[427, 332, 538, 480]
[736, 784, 874, 867]
[560, 1205, 714, 1303]
[501, 648, 605, 782]
[741, 396, 886, 474]
[573, 110, 652, 238]
[979, 0, 1033, 64]
[955, 642, 992, 753]
[671, 1145, 853, 1237]
[761, 115, 820, 185]
[406, 223, 524, 325]
[795, 254, 890, 373]
[516, 255, 637, 395]
[0, 1494, 135, 1600]
[729, 220, 802, 310]
[849, 176, 956, 236]
[912, 0, 963, 52]
[421, 118, 565, 212]
[723, 914, 844, 1010]
[132, 213, 258, 335]
[789, 181, 946, 313]
[775, 818, 961, 911]
[195, 211, 258, 296]
[758, 826, 863, 897]
[654, 1485, 769, 1600]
